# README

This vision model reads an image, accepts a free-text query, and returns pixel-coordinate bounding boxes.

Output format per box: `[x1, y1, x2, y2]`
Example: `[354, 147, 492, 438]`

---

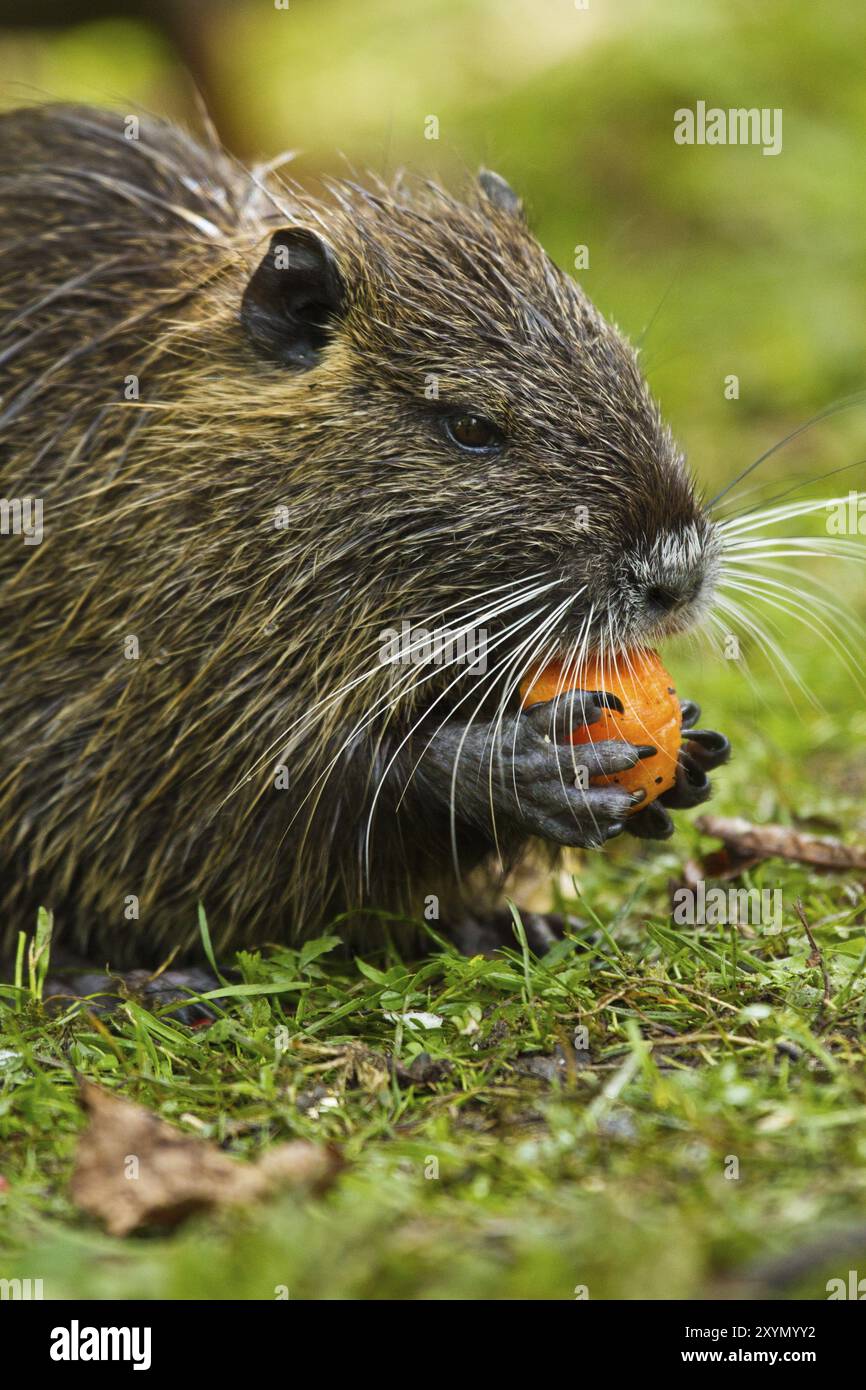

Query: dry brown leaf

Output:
[70, 1079, 342, 1236]
[695, 816, 866, 871]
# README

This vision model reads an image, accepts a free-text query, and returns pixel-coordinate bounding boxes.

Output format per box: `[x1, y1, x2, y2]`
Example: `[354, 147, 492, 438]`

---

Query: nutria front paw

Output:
[627, 700, 731, 839]
[43, 965, 221, 1024]
[506, 694, 654, 847]
[414, 691, 655, 849]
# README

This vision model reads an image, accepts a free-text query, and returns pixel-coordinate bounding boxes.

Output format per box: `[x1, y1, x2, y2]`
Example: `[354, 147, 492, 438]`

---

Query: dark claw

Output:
[681, 749, 706, 784]
[524, 688, 603, 737]
[588, 689, 625, 714]
[659, 749, 712, 809]
[626, 800, 675, 840]
[684, 728, 731, 769]
[679, 700, 701, 730]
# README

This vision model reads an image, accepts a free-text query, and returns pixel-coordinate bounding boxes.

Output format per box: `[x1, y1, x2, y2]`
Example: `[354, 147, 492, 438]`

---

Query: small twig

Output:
[696, 815, 866, 870]
[796, 897, 833, 1020]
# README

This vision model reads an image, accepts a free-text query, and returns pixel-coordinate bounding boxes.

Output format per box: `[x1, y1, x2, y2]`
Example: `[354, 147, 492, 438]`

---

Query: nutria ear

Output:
[477, 169, 524, 219]
[241, 228, 346, 368]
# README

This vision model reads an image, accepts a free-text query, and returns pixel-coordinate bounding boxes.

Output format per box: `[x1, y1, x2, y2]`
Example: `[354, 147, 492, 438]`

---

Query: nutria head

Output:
[237, 165, 720, 676]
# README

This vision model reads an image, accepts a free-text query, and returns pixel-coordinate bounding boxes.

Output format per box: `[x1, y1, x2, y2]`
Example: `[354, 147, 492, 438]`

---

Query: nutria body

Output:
[0, 104, 727, 967]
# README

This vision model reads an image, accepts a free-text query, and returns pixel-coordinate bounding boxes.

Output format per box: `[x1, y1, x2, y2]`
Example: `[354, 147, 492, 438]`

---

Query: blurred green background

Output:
[2, 0, 865, 499]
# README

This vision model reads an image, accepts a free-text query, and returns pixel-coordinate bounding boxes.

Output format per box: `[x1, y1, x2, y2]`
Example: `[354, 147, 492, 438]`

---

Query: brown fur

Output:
[0, 104, 713, 963]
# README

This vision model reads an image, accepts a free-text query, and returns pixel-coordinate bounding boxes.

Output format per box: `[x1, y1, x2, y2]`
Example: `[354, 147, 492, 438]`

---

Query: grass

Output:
[2, 621, 866, 1300]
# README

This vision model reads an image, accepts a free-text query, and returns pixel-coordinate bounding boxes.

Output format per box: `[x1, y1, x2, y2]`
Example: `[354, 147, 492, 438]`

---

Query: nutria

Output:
[0, 103, 729, 975]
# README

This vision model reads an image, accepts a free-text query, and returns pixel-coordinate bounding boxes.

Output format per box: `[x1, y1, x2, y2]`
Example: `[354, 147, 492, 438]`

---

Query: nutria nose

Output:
[644, 580, 701, 615]
[645, 584, 683, 613]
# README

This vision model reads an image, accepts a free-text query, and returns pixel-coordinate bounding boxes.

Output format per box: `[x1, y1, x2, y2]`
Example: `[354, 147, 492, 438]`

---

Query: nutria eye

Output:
[443, 413, 502, 452]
